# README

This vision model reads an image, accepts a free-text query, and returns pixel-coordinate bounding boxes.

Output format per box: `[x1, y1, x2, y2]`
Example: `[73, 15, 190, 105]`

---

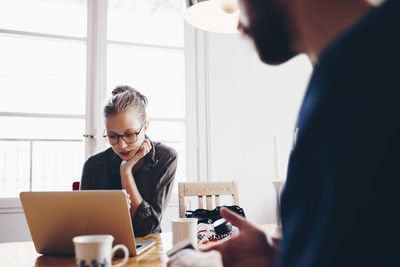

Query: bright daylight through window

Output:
[0, 0, 186, 197]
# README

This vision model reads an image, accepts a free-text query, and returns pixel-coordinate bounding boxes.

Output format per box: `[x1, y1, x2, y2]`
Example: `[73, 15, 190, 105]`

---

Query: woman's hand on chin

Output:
[120, 139, 152, 175]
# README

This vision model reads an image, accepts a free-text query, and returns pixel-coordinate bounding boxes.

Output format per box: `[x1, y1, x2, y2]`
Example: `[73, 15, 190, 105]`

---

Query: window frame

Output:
[0, 8, 88, 199]
[0, 0, 205, 208]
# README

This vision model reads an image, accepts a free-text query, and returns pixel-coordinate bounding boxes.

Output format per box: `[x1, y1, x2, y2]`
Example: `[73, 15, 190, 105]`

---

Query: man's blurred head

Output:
[237, 0, 297, 65]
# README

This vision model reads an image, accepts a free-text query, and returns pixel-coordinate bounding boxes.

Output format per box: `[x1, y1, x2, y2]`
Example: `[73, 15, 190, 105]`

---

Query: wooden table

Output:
[0, 232, 173, 267]
[0, 224, 275, 267]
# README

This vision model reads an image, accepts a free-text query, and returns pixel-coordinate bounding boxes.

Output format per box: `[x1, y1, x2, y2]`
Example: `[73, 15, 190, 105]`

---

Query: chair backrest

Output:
[72, 181, 80, 191]
[178, 181, 239, 218]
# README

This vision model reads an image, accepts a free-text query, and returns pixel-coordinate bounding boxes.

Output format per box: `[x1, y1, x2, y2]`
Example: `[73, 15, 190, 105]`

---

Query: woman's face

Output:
[105, 108, 148, 161]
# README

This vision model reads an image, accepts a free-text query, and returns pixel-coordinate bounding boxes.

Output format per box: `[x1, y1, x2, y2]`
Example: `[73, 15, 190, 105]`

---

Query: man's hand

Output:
[167, 208, 277, 267]
[202, 207, 277, 267]
[120, 139, 152, 175]
[167, 249, 223, 267]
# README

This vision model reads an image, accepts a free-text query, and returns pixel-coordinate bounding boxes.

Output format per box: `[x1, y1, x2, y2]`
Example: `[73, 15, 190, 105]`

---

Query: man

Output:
[169, 0, 400, 266]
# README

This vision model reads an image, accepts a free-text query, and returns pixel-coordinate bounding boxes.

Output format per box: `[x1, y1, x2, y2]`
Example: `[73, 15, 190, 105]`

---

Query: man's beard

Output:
[242, 0, 297, 65]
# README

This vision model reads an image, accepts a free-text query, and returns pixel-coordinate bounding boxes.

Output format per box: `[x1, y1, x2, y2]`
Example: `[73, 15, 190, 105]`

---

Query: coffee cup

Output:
[171, 218, 198, 247]
[73, 234, 129, 267]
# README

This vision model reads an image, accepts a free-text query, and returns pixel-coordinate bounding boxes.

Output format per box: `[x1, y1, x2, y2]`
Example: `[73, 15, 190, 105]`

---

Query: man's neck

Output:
[289, 0, 374, 63]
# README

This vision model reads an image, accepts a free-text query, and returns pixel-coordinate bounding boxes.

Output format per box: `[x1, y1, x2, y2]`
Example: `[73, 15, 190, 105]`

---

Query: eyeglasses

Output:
[103, 125, 143, 145]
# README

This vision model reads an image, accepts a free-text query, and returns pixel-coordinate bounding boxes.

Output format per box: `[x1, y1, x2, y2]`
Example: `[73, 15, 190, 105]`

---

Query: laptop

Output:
[19, 190, 155, 256]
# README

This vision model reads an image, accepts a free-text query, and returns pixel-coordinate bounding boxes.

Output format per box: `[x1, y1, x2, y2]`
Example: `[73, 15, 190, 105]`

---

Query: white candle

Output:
[273, 132, 281, 180]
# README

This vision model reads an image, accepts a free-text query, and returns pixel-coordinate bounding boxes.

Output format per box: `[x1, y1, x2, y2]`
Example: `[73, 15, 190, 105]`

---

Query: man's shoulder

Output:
[322, 0, 400, 64]
[312, 0, 400, 91]
[349, 0, 400, 50]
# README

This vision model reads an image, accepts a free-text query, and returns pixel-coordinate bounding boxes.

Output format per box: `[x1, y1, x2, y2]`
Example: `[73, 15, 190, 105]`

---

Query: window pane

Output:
[31, 141, 84, 191]
[0, 141, 30, 197]
[108, 0, 184, 47]
[108, 44, 185, 119]
[0, 0, 87, 37]
[0, 35, 86, 115]
[0, 117, 85, 140]
[0, 140, 84, 197]
[147, 120, 186, 182]
[0, 116, 84, 197]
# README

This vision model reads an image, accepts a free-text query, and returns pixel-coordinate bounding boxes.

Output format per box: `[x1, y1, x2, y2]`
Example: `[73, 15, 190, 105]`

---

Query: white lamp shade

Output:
[184, 0, 239, 34]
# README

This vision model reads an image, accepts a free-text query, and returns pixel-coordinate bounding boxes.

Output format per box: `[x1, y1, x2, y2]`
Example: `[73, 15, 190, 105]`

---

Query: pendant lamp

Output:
[183, 0, 240, 34]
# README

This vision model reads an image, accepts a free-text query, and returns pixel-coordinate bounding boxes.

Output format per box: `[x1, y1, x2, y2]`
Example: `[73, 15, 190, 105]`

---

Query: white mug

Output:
[73, 234, 129, 267]
[171, 218, 198, 247]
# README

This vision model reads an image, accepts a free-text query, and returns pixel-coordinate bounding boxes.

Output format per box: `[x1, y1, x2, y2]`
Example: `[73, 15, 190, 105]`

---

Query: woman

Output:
[80, 85, 178, 237]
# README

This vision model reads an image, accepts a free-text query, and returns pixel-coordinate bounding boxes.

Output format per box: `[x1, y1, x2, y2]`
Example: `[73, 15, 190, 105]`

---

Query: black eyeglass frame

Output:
[103, 124, 144, 145]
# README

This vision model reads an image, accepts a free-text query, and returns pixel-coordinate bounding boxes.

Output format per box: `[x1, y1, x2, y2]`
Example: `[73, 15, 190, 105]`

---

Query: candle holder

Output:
[271, 181, 283, 239]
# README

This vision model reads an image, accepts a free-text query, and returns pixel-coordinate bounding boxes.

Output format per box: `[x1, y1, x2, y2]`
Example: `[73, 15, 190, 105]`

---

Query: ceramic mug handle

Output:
[111, 244, 129, 267]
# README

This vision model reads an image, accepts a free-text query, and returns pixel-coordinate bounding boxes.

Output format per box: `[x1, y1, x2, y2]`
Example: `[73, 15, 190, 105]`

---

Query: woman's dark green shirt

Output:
[80, 138, 177, 237]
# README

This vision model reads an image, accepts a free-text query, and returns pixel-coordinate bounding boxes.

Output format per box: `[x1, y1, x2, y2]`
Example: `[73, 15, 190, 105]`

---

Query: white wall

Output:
[0, 198, 31, 242]
[206, 33, 312, 224]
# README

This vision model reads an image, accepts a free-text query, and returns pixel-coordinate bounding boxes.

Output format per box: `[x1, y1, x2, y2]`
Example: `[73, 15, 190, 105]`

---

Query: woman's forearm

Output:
[120, 171, 143, 217]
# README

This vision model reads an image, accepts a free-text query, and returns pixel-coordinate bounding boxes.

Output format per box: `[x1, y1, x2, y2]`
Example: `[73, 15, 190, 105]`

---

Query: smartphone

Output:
[167, 239, 196, 257]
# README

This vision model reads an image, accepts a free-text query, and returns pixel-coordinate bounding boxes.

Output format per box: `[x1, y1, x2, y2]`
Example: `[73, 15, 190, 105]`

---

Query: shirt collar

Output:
[143, 135, 158, 172]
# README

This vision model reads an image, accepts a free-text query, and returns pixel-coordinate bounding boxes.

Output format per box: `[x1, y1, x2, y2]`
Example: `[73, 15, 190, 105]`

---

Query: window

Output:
[0, 0, 188, 198]
[106, 0, 187, 186]
[0, 0, 87, 197]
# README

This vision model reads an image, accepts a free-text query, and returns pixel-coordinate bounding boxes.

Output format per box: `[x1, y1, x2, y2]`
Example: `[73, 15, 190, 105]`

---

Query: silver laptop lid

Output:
[20, 190, 142, 256]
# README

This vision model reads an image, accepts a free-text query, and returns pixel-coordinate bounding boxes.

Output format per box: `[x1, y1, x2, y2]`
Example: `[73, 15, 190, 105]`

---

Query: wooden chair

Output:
[178, 181, 239, 218]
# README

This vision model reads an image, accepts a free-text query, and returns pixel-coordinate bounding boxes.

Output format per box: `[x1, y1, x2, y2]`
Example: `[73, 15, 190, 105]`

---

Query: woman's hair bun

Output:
[110, 85, 148, 107]
[111, 85, 136, 96]
[104, 85, 148, 121]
